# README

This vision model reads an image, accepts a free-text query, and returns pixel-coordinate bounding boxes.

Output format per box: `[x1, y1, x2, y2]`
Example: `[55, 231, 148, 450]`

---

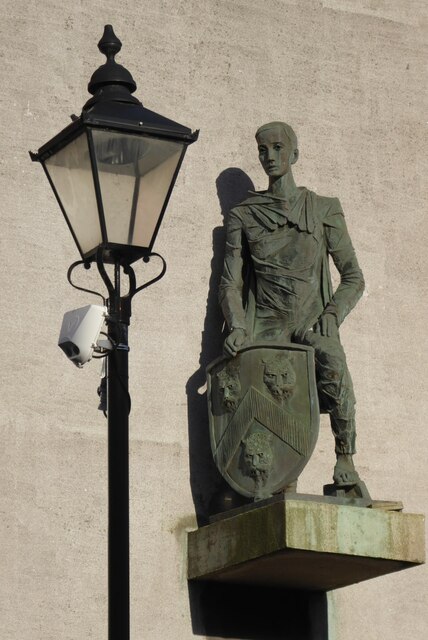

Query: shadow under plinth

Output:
[189, 581, 328, 640]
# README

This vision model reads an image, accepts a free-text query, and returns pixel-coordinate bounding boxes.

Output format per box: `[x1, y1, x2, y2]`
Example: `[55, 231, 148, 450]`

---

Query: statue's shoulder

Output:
[232, 191, 268, 210]
[228, 192, 268, 223]
[307, 190, 343, 221]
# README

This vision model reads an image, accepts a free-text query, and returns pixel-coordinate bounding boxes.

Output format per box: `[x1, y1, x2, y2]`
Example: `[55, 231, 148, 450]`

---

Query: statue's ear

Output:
[291, 148, 299, 165]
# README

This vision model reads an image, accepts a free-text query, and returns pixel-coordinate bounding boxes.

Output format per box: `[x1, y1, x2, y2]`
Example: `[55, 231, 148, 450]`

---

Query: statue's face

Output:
[257, 126, 294, 178]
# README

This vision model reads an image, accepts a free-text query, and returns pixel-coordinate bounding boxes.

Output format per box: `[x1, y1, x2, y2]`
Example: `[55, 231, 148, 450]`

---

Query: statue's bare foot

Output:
[333, 454, 360, 486]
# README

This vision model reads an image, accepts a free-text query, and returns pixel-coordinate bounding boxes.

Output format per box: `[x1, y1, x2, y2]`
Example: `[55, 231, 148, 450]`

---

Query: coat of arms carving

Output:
[207, 343, 320, 500]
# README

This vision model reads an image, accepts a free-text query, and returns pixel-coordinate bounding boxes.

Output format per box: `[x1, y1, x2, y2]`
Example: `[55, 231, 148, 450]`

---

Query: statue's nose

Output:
[252, 454, 260, 465]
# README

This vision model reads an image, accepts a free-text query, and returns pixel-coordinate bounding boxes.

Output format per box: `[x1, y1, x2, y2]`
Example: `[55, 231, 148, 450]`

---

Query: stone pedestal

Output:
[188, 497, 425, 591]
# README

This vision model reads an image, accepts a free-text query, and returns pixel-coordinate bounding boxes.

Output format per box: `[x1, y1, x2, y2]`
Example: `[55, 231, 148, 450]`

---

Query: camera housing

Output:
[58, 304, 108, 367]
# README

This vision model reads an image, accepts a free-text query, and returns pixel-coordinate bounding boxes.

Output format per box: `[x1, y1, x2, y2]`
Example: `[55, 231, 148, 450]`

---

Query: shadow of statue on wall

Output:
[186, 167, 255, 526]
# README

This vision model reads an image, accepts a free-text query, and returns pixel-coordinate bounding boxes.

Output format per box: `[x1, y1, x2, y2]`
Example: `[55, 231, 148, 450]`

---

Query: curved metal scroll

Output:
[132, 252, 167, 296]
[67, 250, 167, 307]
[67, 260, 106, 304]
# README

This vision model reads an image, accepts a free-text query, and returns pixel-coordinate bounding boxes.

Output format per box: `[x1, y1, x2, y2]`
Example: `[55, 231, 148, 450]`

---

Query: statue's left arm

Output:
[322, 199, 365, 327]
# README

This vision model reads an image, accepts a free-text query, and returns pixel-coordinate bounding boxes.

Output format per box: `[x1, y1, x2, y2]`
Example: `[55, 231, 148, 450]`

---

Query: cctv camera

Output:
[59, 304, 108, 367]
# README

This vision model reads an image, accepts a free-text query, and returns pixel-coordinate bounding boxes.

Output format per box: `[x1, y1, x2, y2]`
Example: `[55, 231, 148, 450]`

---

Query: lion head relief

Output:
[262, 353, 296, 401]
[216, 363, 242, 412]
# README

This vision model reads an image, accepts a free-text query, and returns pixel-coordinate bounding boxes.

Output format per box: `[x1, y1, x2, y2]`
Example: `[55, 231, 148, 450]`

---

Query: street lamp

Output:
[30, 25, 198, 640]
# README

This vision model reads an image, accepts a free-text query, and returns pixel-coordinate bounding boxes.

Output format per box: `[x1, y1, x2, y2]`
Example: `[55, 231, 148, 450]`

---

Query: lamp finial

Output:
[87, 24, 137, 99]
[98, 25, 122, 61]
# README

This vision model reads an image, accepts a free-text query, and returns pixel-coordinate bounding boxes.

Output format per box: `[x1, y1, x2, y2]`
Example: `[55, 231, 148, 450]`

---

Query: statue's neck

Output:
[267, 171, 299, 201]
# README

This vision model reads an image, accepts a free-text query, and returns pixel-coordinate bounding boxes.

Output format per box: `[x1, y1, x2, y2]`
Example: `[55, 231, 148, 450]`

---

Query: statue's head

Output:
[255, 122, 299, 179]
[262, 353, 296, 400]
[216, 363, 241, 412]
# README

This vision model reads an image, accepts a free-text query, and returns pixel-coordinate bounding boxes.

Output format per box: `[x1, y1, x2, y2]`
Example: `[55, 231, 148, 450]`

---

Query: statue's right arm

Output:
[218, 210, 248, 356]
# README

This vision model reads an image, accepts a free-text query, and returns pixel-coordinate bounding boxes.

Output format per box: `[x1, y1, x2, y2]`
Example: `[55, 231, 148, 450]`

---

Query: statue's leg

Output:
[301, 331, 359, 485]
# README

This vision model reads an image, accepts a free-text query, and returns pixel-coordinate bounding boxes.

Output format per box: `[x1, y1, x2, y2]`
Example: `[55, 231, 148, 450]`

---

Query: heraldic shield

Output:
[207, 343, 320, 500]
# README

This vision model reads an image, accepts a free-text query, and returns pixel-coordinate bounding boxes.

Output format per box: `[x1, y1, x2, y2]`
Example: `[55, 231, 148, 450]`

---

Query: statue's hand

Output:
[313, 312, 338, 337]
[223, 328, 248, 357]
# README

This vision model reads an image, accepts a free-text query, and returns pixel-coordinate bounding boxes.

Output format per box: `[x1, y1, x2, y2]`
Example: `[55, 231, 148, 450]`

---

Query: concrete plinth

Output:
[188, 498, 425, 591]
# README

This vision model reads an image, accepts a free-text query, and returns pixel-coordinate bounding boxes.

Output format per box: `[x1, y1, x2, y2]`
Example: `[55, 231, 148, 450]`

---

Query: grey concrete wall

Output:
[1, 0, 426, 638]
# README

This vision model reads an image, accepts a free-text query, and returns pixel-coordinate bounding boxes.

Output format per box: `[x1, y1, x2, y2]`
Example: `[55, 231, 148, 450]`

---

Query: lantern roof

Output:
[30, 24, 198, 163]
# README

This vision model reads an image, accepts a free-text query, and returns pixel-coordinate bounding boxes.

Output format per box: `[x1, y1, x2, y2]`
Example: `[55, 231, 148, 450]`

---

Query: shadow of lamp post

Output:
[30, 24, 198, 640]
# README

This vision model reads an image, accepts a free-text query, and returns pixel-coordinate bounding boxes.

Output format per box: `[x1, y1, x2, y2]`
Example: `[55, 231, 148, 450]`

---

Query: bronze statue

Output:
[218, 122, 364, 489]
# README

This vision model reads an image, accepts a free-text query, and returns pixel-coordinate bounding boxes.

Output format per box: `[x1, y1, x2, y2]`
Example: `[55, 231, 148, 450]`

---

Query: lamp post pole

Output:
[96, 252, 166, 640]
[106, 262, 130, 640]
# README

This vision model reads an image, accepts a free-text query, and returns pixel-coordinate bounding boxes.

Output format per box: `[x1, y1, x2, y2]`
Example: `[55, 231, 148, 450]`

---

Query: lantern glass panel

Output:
[45, 133, 102, 255]
[91, 129, 183, 248]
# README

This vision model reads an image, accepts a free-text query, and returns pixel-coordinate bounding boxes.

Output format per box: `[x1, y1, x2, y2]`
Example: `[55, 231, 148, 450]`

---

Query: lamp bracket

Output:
[127, 252, 167, 296]
[66, 249, 167, 323]
[67, 260, 107, 304]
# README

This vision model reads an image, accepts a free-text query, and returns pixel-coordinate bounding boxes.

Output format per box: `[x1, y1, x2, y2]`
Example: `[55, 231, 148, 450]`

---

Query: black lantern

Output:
[31, 25, 198, 264]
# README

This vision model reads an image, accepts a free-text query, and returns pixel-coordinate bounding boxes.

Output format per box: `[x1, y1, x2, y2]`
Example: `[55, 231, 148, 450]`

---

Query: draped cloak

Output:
[219, 188, 364, 341]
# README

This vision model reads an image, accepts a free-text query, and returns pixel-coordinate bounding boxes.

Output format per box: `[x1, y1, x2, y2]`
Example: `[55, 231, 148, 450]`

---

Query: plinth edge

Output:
[187, 498, 425, 591]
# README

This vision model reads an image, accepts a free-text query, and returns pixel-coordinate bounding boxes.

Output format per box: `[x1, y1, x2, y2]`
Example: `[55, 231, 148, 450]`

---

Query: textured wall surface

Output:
[0, 1, 427, 638]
